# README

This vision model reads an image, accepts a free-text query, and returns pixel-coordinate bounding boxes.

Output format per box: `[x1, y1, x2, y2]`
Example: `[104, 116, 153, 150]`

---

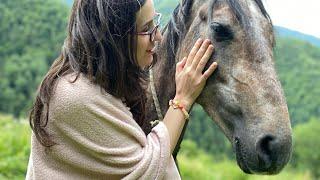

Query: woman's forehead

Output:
[136, 0, 155, 27]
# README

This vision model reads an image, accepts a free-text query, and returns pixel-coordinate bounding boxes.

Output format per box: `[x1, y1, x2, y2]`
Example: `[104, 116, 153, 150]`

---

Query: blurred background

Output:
[0, 0, 319, 179]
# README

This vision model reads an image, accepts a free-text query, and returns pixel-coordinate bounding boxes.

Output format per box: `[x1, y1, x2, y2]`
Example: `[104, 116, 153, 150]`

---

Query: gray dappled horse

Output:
[145, 0, 292, 174]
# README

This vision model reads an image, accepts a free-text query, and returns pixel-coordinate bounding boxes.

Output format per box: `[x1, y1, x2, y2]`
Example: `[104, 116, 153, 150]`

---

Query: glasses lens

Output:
[149, 13, 161, 42]
[151, 26, 158, 42]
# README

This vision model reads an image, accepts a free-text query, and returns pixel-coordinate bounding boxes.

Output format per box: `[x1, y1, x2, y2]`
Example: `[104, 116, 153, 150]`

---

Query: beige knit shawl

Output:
[26, 73, 180, 180]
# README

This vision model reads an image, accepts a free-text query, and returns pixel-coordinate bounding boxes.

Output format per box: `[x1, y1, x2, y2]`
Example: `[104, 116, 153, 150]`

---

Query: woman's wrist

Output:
[173, 95, 193, 112]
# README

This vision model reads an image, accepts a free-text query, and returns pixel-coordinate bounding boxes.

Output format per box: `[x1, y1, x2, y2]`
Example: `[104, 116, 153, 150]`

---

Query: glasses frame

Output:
[135, 13, 162, 42]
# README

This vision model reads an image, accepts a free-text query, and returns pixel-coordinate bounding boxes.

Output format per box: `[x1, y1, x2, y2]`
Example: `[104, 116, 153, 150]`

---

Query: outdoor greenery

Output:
[274, 38, 320, 125]
[0, 0, 319, 179]
[290, 117, 320, 177]
[0, 114, 31, 180]
[0, 0, 69, 117]
[0, 113, 318, 179]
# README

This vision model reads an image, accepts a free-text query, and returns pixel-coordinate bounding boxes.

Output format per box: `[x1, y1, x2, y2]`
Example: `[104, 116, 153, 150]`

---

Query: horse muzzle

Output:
[234, 132, 292, 174]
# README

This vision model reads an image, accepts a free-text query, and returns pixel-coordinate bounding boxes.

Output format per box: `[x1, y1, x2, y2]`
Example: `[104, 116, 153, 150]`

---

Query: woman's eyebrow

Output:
[142, 20, 152, 27]
[143, 19, 153, 27]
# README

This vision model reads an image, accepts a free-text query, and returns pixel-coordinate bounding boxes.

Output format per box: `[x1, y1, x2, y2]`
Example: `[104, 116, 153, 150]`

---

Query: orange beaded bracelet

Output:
[169, 99, 190, 120]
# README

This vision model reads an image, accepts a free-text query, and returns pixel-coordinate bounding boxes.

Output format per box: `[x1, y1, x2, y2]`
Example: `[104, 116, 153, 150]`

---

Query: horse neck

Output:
[146, 29, 177, 123]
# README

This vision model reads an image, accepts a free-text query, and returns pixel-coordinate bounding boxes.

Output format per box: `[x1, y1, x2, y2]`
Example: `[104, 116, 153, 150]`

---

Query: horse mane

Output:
[162, 0, 273, 68]
[160, 5, 181, 71]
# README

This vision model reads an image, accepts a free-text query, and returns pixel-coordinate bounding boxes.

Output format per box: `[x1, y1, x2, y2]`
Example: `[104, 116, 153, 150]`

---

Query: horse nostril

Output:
[256, 135, 276, 169]
[210, 22, 220, 31]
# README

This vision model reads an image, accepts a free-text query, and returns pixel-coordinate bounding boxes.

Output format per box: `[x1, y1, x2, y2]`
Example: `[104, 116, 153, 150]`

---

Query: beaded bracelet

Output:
[169, 99, 190, 120]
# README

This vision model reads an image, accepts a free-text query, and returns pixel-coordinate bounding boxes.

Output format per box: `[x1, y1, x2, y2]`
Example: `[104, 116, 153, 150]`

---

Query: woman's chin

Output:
[138, 54, 154, 69]
[145, 54, 153, 67]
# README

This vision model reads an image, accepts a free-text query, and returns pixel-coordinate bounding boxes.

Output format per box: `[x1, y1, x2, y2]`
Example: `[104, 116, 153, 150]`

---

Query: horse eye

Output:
[210, 22, 234, 42]
[199, 10, 207, 21]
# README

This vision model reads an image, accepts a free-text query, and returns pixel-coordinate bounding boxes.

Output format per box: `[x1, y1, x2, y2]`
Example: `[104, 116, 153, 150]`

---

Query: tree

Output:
[274, 38, 320, 125]
[0, 49, 48, 117]
[291, 117, 320, 178]
[0, 0, 69, 117]
[185, 104, 233, 159]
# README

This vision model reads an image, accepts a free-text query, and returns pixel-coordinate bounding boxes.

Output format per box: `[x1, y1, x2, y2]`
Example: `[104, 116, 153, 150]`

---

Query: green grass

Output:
[0, 114, 31, 179]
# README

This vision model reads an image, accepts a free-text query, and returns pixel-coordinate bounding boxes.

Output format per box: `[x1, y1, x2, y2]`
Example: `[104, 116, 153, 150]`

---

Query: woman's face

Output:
[135, 0, 162, 69]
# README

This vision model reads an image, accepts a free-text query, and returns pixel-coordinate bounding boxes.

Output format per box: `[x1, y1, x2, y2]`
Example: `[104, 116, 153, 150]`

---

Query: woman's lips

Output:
[147, 50, 154, 54]
[147, 47, 156, 54]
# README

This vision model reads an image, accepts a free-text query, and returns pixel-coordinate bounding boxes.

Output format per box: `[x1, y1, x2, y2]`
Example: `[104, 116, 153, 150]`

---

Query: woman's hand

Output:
[174, 38, 218, 111]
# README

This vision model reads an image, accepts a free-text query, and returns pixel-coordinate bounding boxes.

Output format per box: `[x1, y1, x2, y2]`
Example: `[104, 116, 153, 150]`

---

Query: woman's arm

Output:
[162, 38, 217, 154]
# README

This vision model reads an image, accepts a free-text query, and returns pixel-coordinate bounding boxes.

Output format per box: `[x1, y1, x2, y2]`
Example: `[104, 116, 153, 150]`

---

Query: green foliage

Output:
[275, 26, 320, 48]
[274, 38, 320, 125]
[0, 114, 31, 179]
[185, 104, 233, 159]
[179, 152, 247, 179]
[0, 0, 68, 60]
[0, 49, 48, 117]
[0, 0, 69, 118]
[291, 118, 320, 178]
[1, 0, 317, 125]
[0, 0, 319, 178]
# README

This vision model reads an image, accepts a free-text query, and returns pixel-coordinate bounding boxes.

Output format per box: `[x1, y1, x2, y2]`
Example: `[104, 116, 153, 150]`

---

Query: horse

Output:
[145, 0, 292, 175]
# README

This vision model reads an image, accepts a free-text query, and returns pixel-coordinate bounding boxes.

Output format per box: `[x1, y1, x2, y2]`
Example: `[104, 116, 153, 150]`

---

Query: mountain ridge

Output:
[274, 26, 320, 47]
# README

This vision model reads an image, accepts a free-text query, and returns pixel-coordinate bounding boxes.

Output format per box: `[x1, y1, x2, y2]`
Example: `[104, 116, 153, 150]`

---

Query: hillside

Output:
[1, 0, 320, 179]
[275, 26, 320, 47]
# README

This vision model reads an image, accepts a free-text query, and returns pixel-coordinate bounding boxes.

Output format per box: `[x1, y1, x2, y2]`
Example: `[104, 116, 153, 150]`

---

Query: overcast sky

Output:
[263, 0, 320, 38]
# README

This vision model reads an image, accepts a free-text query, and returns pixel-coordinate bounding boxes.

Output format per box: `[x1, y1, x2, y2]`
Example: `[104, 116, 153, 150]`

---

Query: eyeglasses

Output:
[135, 13, 162, 42]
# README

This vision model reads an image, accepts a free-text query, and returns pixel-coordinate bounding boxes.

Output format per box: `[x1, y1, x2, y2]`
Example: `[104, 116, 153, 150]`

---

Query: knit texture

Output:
[26, 73, 180, 180]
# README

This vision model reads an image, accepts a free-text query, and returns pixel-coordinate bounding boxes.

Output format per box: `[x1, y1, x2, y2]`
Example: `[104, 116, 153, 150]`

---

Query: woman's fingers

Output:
[186, 38, 203, 66]
[202, 61, 218, 80]
[174, 38, 217, 107]
[183, 37, 216, 79]
[176, 57, 187, 73]
[196, 44, 214, 73]
[191, 39, 212, 70]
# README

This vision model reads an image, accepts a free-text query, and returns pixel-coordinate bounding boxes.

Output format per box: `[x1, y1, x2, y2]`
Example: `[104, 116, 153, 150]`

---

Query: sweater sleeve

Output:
[47, 75, 171, 179]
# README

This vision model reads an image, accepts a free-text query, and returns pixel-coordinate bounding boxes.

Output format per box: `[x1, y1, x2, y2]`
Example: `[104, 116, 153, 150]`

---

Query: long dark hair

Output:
[29, 0, 153, 147]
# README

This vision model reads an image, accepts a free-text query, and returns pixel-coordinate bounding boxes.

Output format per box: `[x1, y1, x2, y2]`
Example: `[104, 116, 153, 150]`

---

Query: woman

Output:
[26, 0, 217, 179]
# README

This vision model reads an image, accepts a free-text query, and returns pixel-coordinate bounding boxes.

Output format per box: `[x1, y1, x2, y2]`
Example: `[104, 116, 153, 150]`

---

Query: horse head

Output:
[151, 0, 292, 174]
